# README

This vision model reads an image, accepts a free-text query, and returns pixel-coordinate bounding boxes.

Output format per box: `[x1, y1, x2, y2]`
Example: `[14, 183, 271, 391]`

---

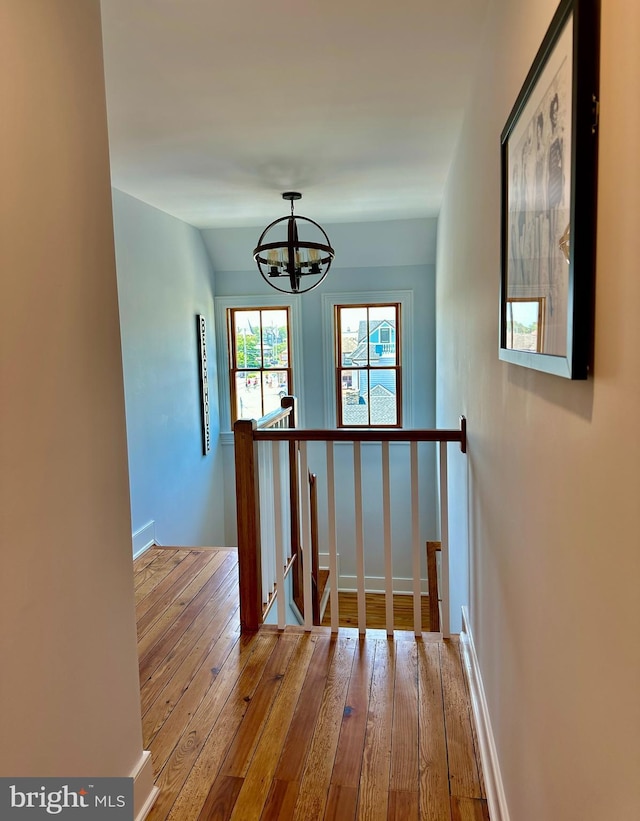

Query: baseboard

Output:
[460, 607, 510, 821]
[338, 574, 428, 595]
[131, 750, 159, 821]
[318, 552, 335, 569]
[132, 521, 156, 558]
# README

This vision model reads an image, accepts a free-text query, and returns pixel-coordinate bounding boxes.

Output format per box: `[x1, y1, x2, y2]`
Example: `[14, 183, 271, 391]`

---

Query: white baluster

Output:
[326, 441, 339, 633]
[411, 441, 422, 637]
[354, 441, 366, 635]
[258, 441, 273, 608]
[299, 442, 313, 631]
[439, 441, 450, 638]
[272, 440, 285, 629]
[382, 441, 393, 637]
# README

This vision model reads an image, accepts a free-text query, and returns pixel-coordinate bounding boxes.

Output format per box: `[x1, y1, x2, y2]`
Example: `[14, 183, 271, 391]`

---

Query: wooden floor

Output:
[321, 591, 432, 631]
[135, 547, 488, 821]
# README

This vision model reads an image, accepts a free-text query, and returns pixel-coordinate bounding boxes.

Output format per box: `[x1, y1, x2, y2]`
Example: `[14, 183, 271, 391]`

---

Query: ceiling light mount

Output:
[253, 192, 335, 294]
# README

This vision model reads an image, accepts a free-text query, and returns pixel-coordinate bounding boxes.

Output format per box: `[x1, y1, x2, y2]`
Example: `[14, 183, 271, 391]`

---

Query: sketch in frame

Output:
[197, 315, 211, 455]
[500, 0, 600, 379]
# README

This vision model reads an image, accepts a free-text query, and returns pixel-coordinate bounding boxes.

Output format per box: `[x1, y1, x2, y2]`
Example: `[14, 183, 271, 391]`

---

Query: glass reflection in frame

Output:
[505, 17, 572, 357]
[505, 298, 545, 353]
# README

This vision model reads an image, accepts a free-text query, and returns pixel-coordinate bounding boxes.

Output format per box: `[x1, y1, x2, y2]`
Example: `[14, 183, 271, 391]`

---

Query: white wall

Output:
[436, 0, 640, 819]
[113, 190, 226, 548]
[0, 0, 150, 801]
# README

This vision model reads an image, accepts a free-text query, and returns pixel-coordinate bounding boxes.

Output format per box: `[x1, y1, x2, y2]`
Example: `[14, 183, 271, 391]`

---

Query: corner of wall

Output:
[131, 751, 159, 821]
[132, 521, 156, 557]
[460, 607, 510, 821]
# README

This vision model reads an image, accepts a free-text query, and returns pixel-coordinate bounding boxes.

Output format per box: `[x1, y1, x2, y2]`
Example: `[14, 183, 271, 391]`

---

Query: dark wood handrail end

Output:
[281, 394, 297, 428]
[460, 415, 467, 454]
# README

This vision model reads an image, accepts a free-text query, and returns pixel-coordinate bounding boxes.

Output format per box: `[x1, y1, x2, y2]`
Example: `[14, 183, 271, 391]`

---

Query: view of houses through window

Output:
[335, 303, 401, 427]
[228, 307, 291, 421]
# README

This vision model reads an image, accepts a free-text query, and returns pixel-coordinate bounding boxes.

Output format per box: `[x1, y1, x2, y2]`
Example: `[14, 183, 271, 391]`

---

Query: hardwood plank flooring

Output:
[322, 591, 433, 631]
[135, 547, 488, 821]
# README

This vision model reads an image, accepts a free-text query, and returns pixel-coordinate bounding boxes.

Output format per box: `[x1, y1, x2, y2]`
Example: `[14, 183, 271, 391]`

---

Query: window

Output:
[335, 303, 401, 427]
[505, 297, 545, 352]
[228, 307, 292, 422]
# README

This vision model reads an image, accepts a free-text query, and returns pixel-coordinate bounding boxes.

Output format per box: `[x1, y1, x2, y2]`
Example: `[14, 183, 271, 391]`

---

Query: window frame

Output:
[334, 302, 403, 428]
[228, 306, 293, 424]
[215, 294, 304, 440]
[505, 297, 545, 352]
[321, 290, 413, 429]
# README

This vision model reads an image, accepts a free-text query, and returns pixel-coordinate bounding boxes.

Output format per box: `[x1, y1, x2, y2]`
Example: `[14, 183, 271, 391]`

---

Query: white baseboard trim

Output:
[131, 750, 159, 821]
[338, 574, 428, 595]
[318, 552, 337, 569]
[460, 607, 510, 821]
[132, 521, 156, 558]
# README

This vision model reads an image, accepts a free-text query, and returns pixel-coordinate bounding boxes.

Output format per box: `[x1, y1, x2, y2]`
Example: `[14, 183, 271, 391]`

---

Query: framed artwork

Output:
[197, 315, 211, 455]
[499, 0, 600, 378]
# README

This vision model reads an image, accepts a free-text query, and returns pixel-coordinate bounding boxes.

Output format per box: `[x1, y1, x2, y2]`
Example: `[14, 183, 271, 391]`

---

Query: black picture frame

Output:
[499, 0, 600, 378]
[197, 315, 211, 455]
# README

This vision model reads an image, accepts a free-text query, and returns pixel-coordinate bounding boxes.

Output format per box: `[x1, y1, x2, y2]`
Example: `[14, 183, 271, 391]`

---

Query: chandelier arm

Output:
[257, 266, 330, 295]
[287, 215, 298, 291]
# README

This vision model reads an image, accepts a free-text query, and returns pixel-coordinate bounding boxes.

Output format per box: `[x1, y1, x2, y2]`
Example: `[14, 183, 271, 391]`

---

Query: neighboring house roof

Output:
[341, 336, 358, 355]
[370, 383, 394, 397]
[349, 343, 392, 363]
[357, 319, 395, 341]
[348, 319, 396, 364]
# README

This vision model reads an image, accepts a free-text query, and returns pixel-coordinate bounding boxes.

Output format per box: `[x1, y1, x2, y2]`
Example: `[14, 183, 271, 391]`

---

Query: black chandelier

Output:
[253, 192, 335, 294]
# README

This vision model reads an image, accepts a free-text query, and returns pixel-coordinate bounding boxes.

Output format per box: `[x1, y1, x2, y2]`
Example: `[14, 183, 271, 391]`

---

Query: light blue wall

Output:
[112, 189, 225, 548]
[207, 217, 438, 432]
[213, 263, 436, 429]
[209, 219, 439, 583]
[203, 218, 437, 273]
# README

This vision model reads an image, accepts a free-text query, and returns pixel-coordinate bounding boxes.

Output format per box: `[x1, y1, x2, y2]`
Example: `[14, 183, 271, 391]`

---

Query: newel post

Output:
[280, 394, 297, 428]
[234, 418, 262, 632]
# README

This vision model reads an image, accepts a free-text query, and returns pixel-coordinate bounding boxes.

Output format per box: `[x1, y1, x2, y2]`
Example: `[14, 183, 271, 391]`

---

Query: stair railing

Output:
[234, 399, 466, 637]
[234, 398, 297, 632]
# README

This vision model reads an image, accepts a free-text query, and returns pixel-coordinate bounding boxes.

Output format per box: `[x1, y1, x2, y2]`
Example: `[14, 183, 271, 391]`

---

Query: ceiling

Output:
[100, 0, 488, 230]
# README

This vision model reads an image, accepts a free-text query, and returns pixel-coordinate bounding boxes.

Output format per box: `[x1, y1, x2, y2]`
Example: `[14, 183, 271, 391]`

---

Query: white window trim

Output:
[215, 294, 304, 443]
[321, 290, 413, 429]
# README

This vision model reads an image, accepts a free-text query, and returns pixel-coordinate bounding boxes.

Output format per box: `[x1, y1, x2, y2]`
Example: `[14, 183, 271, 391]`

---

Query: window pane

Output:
[261, 309, 288, 368]
[505, 299, 543, 352]
[368, 305, 397, 367]
[235, 371, 262, 419]
[369, 370, 398, 425]
[262, 370, 289, 414]
[341, 370, 369, 426]
[234, 311, 261, 368]
[338, 307, 366, 367]
[336, 303, 401, 427]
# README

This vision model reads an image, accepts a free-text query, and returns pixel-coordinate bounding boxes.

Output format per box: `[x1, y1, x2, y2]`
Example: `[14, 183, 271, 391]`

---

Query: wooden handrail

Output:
[256, 405, 292, 429]
[252, 416, 467, 451]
